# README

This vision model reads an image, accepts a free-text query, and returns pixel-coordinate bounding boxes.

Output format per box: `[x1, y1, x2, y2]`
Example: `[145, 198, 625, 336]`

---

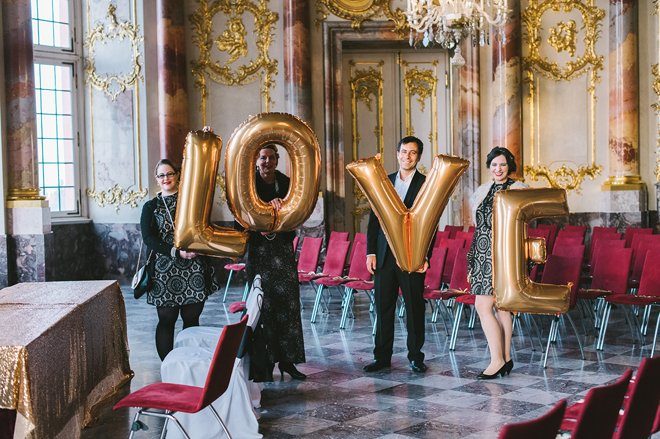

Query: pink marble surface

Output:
[2, 0, 39, 192]
[608, 0, 639, 175]
[284, 0, 312, 122]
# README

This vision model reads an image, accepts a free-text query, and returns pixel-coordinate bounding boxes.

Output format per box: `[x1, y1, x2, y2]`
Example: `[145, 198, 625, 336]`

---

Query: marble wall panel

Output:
[48, 223, 105, 281]
[0, 235, 8, 288]
[7, 234, 51, 283]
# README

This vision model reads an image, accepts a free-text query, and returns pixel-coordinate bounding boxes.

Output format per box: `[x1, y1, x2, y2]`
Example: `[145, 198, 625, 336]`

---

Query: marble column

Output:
[283, 0, 312, 123]
[452, 41, 480, 227]
[2, 0, 52, 284]
[491, 1, 522, 176]
[603, 0, 643, 191]
[157, 0, 189, 167]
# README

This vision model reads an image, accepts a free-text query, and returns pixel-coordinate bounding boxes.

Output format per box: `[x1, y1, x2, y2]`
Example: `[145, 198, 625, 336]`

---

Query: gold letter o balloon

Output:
[225, 113, 321, 232]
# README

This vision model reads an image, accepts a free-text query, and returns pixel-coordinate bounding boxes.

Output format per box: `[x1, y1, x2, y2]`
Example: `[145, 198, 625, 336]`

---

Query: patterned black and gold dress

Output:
[467, 179, 515, 296]
[246, 171, 306, 367]
[141, 192, 218, 307]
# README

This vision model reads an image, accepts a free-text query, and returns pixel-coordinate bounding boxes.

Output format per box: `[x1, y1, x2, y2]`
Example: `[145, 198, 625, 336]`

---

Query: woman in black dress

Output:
[140, 159, 218, 360]
[467, 147, 527, 379]
[246, 144, 306, 381]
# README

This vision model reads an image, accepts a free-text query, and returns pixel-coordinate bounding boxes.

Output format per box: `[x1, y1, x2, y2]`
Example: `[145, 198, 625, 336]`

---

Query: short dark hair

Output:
[259, 143, 280, 160]
[397, 136, 424, 156]
[486, 147, 517, 174]
[154, 159, 179, 175]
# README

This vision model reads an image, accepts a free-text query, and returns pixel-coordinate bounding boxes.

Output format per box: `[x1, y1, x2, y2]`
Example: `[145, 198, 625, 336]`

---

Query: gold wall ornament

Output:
[87, 184, 148, 213]
[653, 63, 660, 182]
[522, 0, 604, 191]
[83, 4, 143, 101]
[400, 60, 439, 155]
[349, 60, 384, 231]
[190, 0, 278, 123]
[316, 0, 407, 36]
[548, 20, 577, 57]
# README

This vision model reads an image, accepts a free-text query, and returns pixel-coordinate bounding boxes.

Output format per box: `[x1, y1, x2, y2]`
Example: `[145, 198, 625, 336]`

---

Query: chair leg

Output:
[222, 270, 234, 302]
[543, 317, 558, 369]
[372, 313, 377, 336]
[651, 309, 659, 357]
[310, 284, 324, 323]
[622, 306, 645, 348]
[435, 300, 449, 336]
[128, 411, 141, 439]
[640, 305, 652, 336]
[134, 409, 191, 439]
[596, 303, 612, 350]
[398, 296, 406, 318]
[449, 303, 464, 350]
[468, 306, 477, 329]
[340, 288, 353, 329]
[565, 313, 585, 360]
[209, 404, 233, 439]
[159, 414, 169, 439]
[240, 282, 250, 301]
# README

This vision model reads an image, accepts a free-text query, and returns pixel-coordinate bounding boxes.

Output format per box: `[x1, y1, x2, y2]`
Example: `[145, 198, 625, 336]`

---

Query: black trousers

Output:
[373, 251, 426, 363]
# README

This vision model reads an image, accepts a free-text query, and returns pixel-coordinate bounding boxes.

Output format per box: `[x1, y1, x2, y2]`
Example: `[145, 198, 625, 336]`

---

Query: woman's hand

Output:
[179, 250, 197, 259]
[269, 198, 283, 211]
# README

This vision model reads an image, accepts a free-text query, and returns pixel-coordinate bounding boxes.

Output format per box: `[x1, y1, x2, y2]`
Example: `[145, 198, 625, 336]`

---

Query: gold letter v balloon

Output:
[493, 188, 571, 314]
[346, 154, 469, 272]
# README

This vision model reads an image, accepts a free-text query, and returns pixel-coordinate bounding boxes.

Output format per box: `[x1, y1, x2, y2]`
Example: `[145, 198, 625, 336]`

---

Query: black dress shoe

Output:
[477, 363, 507, 380]
[504, 359, 513, 375]
[363, 360, 391, 372]
[410, 360, 428, 373]
[278, 362, 306, 380]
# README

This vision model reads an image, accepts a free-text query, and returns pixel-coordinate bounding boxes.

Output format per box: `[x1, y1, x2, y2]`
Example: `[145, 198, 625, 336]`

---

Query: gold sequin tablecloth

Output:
[0, 281, 132, 438]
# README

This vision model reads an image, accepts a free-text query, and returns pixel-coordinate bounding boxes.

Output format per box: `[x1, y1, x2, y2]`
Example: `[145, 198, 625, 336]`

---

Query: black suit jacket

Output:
[366, 170, 432, 269]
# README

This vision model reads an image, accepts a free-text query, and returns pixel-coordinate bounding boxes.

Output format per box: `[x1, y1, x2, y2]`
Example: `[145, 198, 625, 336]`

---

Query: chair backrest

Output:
[552, 244, 585, 268]
[590, 248, 632, 295]
[592, 226, 618, 238]
[553, 236, 584, 250]
[564, 224, 587, 236]
[297, 237, 323, 273]
[630, 233, 660, 258]
[444, 225, 463, 239]
[467, 225, 475, 233]
[424, 246, 448, 290]
[434, 230, 451, 247]
[292, 236, 299, 253]
[328, 231, 349, 247]
[624, 227, 653, 248]
[571, 369, 633, 439]
[441, 238, 466, 284]
[557, 230, 585, 243]
[498, 399, 566, 439]
[455, 231, 474, 248]
[200, 315, 248, 408]
[347, 233, 366, 266]
[589, 232, 623, 261]
[631, 236, 660, 281]
[449, 248, 470, 291]
[346, 239, 371, 281]
[590, 239, 625, 274]
[541, 255, 582, 308]
[638, 250, 660, 298]
[614, 356, 660, 439]
[321, 239, 350, 276]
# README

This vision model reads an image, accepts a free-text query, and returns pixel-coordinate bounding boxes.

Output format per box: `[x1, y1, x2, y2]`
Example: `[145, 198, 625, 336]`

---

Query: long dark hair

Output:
[154, 159, 180, 175]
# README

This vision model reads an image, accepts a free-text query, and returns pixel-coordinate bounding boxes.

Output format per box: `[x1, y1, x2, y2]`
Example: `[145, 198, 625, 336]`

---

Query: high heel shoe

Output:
[504, 359, 513, 375]
[278, 362, 306, 380]
[477, 363, 507, 380]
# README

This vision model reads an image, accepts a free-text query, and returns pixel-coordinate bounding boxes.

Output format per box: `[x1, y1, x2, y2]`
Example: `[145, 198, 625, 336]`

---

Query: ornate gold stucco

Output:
[401, 60, 439, 155]
[190, 0, 278, 124]
[83, 4, 143, 101]
[316, 0, 407, 36]
[522, 0, 604, 191]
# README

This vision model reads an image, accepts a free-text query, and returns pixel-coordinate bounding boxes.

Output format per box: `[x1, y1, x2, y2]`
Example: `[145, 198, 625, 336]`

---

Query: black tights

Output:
[155, 302, 205, 360]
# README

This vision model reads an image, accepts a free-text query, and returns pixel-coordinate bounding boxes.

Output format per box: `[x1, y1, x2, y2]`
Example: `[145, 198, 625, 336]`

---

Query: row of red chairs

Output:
[498, 356, 659, 439]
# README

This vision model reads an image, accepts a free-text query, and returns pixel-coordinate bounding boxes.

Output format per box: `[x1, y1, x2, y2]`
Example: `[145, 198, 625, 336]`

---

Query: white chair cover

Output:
[161, 276, 264, 439]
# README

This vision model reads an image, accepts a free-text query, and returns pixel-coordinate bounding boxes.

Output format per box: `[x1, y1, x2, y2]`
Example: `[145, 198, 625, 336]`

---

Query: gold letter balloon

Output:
[492, 188, 571, 314]
[174, 129, 248, 258]
[347, 154, 469, 272]
[225, 113, 321, 232]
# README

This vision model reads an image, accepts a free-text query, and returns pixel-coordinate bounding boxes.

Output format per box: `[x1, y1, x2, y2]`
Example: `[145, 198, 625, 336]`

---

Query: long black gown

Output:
[246, 171, 306, 378]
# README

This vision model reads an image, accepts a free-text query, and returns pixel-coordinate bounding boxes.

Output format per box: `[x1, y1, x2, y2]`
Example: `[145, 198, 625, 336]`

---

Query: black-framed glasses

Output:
[156, 172, 177, 180]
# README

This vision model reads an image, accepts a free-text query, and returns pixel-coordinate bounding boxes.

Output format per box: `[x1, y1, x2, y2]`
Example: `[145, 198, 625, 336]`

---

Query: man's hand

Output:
[366, 255, 377, 274]
[416, 260, 429, 273]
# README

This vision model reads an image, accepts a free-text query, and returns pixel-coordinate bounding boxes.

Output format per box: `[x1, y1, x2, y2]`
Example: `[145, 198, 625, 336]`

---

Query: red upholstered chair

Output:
[292, 235, 299, 253]
[433, 230, 451, 247]
[553, 236, 584, 250]
[536, 223, 559, 253]
[540, 255, 583, 368]
[629, 236, 660, 289]
[444, 224, 463, 239]
[498, 399, 566, 439]
[310, 239, 351, 323]
[564, 224, 587, 235]
[346, 233, 366, 268]
[113, 316, 248, 439]
[455, 230, 474, 249]
[297, 237, 323, 279]
[222, 262, 248, 303]
[598, 250, 660, 354]
[613, 356, 660, 439]
[589, 239, 625, 275]
[421, 246, 449, 331]
[441, 238, 466, 284]
[552, 244, 585, 267]
[339, 240, 374, 330]
[624, 227, 653, 248]
[560, 369, 632, 438]
[587, 232, 622, 266]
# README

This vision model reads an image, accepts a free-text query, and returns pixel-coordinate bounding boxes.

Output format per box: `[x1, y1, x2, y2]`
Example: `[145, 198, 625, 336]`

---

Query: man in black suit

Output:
[364, 136, 430, 373]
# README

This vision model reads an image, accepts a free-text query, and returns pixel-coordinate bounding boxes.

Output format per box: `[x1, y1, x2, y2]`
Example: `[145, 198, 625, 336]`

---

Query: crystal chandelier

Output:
[406, 0, 509, 65]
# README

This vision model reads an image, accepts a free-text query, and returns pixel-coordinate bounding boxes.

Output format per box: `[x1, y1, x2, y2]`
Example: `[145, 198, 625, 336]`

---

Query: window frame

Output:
[32, 0, 87, 219]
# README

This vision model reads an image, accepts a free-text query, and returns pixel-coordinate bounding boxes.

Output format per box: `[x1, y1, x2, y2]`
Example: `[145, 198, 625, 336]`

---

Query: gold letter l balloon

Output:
[174, 130, 248, 258]
[347, 155, 469, 272]
[493, 188, 571, 314]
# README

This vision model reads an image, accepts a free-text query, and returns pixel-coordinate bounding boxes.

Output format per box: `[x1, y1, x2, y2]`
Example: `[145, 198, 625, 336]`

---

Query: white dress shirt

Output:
[394, 170, 415, 201]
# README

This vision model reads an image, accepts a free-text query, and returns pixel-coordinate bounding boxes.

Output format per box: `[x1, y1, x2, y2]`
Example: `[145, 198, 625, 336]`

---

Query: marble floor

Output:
[83, 282, 658, 438]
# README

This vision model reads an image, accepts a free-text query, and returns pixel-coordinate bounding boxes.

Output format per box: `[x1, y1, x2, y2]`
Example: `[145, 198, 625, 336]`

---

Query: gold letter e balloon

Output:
[492, 188, 571, 314]
[347, 155, 469, 273]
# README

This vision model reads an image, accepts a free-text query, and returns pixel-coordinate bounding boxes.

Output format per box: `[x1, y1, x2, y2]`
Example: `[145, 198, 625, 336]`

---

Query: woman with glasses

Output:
[140, 159, 218, 360]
